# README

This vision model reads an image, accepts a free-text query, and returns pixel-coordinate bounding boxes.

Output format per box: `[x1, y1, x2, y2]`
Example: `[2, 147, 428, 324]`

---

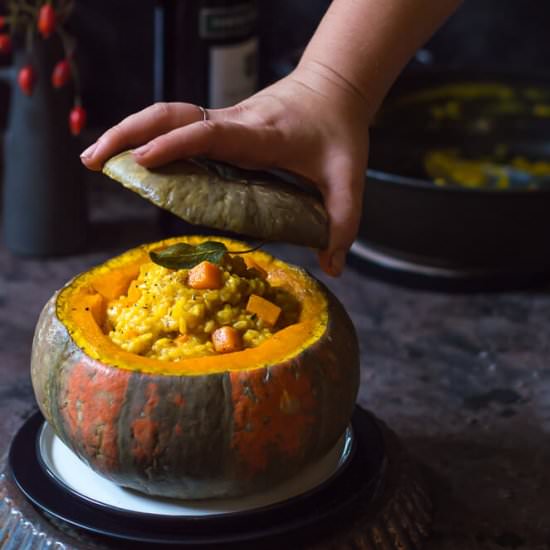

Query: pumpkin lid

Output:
[102, 151, 329, 249]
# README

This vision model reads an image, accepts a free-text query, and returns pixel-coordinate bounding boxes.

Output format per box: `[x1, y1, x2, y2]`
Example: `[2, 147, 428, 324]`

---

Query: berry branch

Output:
[0, 0, 86, 135]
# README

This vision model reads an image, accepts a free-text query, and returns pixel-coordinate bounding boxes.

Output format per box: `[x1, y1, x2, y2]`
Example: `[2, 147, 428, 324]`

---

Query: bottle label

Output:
[200, 3, 257, 40]
[208, 37, 258, 108]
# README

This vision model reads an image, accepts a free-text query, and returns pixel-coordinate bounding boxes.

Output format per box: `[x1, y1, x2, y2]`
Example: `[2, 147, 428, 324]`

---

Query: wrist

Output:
[292, 59, 376, 125]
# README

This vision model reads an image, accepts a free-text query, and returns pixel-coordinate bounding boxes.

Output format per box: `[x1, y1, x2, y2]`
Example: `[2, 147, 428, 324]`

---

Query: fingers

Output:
[80, 103, 204, 171]
[79, 96, 367, 279]
[317, 157, 365, 277]
[131, 119, 281, 169]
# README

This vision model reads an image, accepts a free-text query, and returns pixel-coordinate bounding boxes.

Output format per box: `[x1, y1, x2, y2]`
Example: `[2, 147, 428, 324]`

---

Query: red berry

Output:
[18, 65, 36, 96]
[0, 34, 11, 55]
[51, 59, 71, 88]
[38, 4, 56, 38]
[69, 105, 86, 136]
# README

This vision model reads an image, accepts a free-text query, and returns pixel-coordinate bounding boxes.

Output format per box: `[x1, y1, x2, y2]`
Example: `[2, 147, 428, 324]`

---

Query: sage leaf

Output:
[150, 241, 228, 270]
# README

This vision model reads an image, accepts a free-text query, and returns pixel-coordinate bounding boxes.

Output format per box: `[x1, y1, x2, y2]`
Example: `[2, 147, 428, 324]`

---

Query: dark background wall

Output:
[426, 0, 550, 73]
[3, 0, 550, 130]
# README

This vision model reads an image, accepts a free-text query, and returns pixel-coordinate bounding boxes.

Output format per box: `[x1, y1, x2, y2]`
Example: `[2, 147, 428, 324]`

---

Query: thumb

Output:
[317, 160, 365, 277]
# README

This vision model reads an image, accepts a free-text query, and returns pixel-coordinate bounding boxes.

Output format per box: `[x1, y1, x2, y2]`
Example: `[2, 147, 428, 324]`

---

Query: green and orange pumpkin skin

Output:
[31, 237, 359, 499]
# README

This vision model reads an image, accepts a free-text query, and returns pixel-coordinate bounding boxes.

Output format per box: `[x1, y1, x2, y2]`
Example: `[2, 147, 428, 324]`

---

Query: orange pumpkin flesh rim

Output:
[57, 236, 328, 376]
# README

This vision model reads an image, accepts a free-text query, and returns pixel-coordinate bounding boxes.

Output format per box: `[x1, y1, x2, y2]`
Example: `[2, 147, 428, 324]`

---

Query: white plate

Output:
[38, 423, 354, 517]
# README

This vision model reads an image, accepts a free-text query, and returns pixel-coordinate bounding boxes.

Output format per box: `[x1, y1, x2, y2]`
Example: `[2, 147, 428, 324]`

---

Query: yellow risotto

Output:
[106, 254, 299, 360]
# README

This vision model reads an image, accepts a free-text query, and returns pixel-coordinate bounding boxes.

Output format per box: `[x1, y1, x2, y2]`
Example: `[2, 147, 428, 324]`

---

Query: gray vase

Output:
[1, 37, 87, 256]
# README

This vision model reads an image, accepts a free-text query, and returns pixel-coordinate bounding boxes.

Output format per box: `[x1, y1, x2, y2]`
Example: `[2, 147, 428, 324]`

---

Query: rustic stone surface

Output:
[0, 179, 549, 549]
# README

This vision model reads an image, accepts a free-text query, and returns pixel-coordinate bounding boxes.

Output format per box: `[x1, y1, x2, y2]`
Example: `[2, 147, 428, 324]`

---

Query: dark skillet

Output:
[354, 69, 550, 290]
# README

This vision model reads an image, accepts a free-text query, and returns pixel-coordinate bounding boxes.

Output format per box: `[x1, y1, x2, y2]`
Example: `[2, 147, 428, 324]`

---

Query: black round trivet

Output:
[3, 406, 432, 549]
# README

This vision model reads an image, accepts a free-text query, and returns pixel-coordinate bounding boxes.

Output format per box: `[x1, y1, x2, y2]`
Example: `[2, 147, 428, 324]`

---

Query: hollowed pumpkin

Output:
[31, 236, 359, 499]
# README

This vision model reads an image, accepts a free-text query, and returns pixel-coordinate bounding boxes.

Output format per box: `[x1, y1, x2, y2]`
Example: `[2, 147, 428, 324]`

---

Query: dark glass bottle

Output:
[154, 0, 259, 236]
[156, 0, 259, 107]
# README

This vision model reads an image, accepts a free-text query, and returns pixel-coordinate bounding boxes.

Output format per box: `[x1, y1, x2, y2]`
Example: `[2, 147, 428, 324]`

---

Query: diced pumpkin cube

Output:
[246, 294, 281, 327]
[212, 326, 243, 353]
[187, 261, 223, 290]
[244, 258, 268, 279]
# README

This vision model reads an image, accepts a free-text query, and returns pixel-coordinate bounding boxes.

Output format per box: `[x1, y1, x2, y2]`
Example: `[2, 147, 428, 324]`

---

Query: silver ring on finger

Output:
[198, 105, 209, 122]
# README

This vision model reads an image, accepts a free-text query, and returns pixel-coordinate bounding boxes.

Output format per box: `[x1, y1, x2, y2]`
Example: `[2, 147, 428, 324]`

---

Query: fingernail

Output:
[80, 142, 97, 159]
[132, 144, 151, 157]
[329, 249, 347, 276]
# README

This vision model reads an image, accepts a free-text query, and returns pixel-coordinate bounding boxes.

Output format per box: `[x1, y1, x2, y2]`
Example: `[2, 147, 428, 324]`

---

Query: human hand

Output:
[81, 63, 372, 276]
